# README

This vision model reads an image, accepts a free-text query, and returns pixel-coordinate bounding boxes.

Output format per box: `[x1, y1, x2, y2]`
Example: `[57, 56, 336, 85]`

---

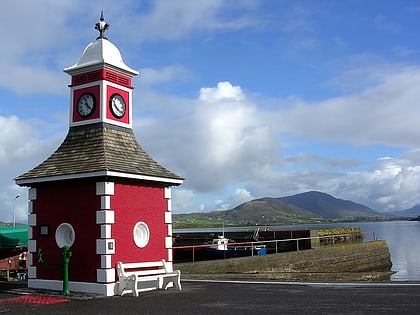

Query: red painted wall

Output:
[111, 182, 168, 265]
[32, 180, 101, 282]
[31, 179, 170, 284]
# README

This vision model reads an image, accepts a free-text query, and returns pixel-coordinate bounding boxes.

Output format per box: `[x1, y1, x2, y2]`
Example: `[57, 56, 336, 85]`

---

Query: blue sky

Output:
[2, 0, 420, 223]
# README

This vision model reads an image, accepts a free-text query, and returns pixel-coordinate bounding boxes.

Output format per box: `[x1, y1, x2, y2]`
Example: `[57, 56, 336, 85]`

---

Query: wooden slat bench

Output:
[116, 260, 181, 296]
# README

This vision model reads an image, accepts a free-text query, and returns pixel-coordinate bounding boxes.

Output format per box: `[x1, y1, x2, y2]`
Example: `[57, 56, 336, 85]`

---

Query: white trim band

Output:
[16, 170, 183, 185]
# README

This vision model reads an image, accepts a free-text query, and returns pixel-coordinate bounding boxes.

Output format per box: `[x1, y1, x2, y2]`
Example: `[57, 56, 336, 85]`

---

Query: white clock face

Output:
[77, 93, 95, 117]
[110, 94, 126, 118]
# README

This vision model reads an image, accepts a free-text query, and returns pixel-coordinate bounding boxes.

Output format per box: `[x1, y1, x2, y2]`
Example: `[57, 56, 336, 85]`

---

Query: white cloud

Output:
[0, 115, 62, 222]
[132, 74, 420, 213]
[170, 82, 279, 192]
[121, 0, 260, 43]
[219, 188, 255, 210]
[199, 82, 244, 102]
[275, 66, 420, 147]
[139, 65, 192, 86]
[172, 188, 195, 214]
[0, 1, 260, 94]
[0, 1, 94, 94]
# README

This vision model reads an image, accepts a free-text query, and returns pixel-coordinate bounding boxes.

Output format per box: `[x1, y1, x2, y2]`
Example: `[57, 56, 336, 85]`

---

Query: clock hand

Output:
[86, 98, 93, 109]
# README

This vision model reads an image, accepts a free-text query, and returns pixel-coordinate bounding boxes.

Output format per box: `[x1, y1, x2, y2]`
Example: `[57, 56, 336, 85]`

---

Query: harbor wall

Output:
[175, 240, 393, 281]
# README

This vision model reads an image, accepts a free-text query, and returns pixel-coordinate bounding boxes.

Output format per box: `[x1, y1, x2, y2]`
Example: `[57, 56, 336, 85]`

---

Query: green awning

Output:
[0, 226, 28, 248]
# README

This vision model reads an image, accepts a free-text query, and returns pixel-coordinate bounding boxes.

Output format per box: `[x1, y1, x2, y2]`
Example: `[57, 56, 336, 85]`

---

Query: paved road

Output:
[1, 280, 420, 314]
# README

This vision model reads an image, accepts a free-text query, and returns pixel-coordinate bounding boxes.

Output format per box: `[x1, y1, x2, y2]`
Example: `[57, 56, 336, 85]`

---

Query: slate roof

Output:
[15, 123, 183, 185]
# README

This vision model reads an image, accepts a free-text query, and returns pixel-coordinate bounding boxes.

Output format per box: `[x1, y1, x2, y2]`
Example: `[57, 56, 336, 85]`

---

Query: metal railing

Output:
[173, 231, 375, 263]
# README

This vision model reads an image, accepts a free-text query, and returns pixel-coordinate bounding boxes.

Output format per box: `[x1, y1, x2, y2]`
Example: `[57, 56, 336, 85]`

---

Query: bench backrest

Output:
[117, 260, 170, 278]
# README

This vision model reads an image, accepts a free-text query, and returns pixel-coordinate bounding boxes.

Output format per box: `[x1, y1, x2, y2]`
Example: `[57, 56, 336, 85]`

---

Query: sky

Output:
[2, 0, 420, 224]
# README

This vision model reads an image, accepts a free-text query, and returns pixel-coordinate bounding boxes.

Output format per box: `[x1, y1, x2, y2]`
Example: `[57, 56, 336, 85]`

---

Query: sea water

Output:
[175, 220, 420, 281]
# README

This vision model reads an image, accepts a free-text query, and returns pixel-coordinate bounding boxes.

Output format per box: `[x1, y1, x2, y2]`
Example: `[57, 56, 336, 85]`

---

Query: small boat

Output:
[203, 235, 267, 259]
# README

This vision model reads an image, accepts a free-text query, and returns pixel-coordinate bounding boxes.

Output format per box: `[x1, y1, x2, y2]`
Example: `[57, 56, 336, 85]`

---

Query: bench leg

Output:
[161, 275, 182, 291]
[132, 281, 139, 297]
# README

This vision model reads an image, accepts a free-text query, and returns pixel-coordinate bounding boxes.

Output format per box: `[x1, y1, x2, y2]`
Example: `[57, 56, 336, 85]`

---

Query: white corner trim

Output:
[28, 266, 37, 279]
[164, 211, 172, 224]
[28, 214, 37, 226]
[165, 236, 172, 249]
[28, 239, 37, 252]
[97, 268, 116, 283]
[96, 182, 115, 195]
[165, 260, 174, 272]
[96, 239, 115, 255]
[101, 255, 112, 269]
[96, 210, 115, 224]
[167, 224, 172, 236]
[100, 196, 111, 210]
[167, 249, 173, 263]
[164, 187, 171, 199]
[26, 252, 34, 266]
[100, 224, 112, 238]
[28, 226, 33, 239]
[28, 188, 37, 200]
[28, 201, 34, 213]
[167, 199, 172, 212]
[28, 253, 33, 266]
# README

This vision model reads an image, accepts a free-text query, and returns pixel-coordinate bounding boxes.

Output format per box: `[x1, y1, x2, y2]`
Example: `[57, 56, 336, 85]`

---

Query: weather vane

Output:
[95, 10, 109, 40]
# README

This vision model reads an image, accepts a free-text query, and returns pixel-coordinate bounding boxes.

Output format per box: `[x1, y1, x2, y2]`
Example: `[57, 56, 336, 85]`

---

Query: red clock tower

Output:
[15, 13, 183, 296]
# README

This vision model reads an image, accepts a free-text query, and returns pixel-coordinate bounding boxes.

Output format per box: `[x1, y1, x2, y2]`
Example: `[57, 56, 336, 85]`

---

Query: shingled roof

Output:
[15, 123, 183, 185]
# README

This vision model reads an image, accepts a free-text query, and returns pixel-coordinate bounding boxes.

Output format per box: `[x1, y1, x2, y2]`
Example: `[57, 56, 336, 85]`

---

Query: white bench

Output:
[116, 260, 181, 296]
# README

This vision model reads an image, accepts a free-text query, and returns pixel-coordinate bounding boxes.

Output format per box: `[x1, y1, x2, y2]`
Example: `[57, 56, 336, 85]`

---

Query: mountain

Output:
[174, 197, 314, 227]
[395, 204, 420, 217]
[278, 191, 382, 218]
[228, 197, 316, 219]
[173, 191, 385, 228]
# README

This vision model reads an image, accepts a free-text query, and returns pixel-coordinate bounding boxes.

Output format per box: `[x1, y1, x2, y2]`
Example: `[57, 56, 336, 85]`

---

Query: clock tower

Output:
[65, 12, 136, 128]
[15, 13, 183, 296]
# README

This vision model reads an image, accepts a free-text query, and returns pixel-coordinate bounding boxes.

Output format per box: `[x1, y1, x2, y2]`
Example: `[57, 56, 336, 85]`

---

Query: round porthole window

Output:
[133, 222, 150, 248]
[55, 223, 75, 248]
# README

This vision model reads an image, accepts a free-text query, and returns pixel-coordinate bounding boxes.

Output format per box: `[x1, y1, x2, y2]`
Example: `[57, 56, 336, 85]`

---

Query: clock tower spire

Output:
[64, 12, 138, 129]
[95, 10, 109, 40]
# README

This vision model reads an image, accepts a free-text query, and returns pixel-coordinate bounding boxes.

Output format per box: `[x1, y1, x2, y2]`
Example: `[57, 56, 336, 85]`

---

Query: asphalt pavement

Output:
[1, 279, 420, 314]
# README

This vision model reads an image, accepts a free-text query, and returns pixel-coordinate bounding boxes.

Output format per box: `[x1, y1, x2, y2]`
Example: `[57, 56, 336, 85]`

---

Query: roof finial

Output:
[95, 10, 109, 40]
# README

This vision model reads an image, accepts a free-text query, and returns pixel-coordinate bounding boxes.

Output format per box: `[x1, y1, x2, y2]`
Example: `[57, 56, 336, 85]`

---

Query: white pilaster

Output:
[28, 188, 37, 200]
[97, 268, 116, 283]
[96, 210, 115, 224]
[96, 239, 115, 255]
[101, 255, 112, 269]
[164, 211, 172, 224]
[164, 187, 171, 199]
[28, 214, 37, 226]
[28, 266, 37, 279]
[96, 182, 115, 195]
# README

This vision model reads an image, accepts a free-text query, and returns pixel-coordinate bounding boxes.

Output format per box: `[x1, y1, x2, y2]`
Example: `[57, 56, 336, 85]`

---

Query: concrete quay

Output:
[1, 279, 420, 314]
[176, 241, 393, 281]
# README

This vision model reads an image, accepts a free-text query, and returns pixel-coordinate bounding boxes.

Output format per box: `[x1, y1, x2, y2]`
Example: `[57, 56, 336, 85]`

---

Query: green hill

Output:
[173, 191, 386, 228]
